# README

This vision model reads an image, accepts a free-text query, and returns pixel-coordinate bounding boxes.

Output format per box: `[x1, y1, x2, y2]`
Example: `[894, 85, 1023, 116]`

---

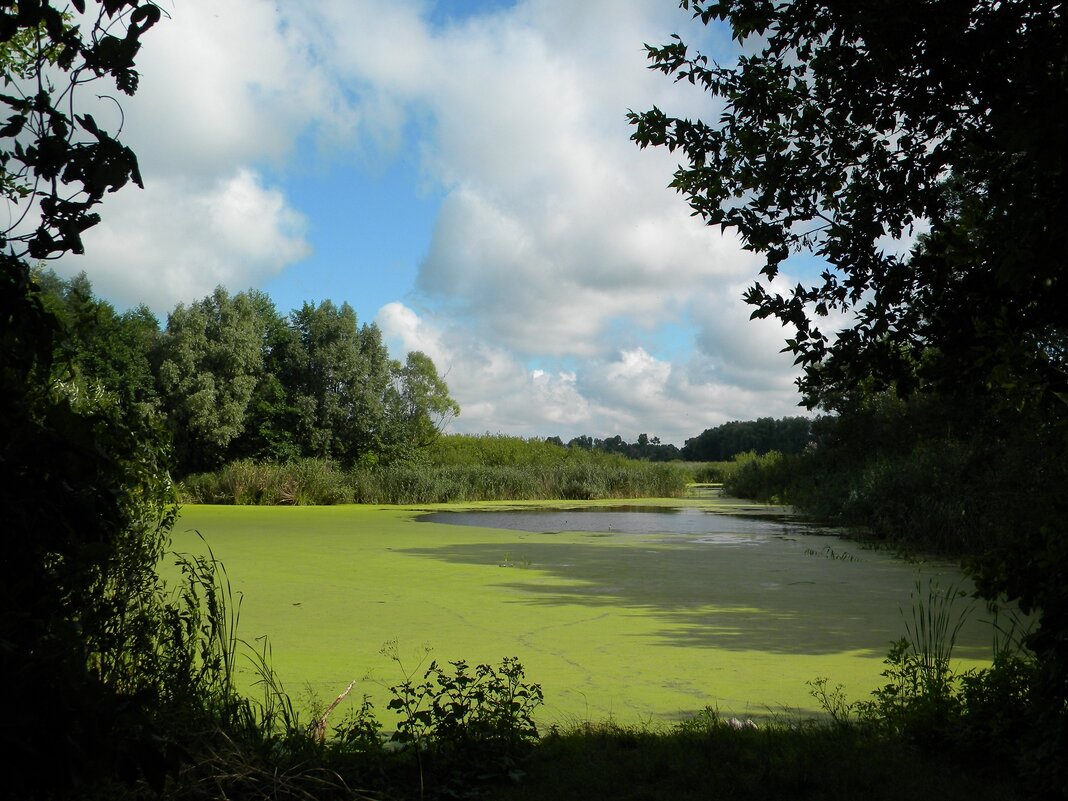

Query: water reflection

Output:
[418, 506, 805, 538]
[408, 505, 992, 659]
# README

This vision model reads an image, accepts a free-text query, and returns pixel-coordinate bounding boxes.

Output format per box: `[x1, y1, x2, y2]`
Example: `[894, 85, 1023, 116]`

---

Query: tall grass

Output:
[426, 433, 573, 466]
[178, 442, 689, 505]
[179, 458, 354, 505]
[676, 460, 736, 484]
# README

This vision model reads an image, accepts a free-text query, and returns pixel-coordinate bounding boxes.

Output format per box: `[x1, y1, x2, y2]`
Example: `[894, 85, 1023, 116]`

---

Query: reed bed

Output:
[178, 455, 688, 505]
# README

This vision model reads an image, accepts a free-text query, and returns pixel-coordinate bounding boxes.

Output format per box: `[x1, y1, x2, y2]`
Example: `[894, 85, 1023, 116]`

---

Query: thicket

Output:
[722, 391, 1067, 557]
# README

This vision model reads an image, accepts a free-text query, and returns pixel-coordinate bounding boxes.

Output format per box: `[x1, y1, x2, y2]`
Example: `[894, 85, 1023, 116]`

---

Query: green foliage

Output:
[428, 433, 573, 466]
[1, 3, 158, 260]
[721, 450, 798, 504]
[156, 287, 267, 472]
[283, 300, 379, 463]
[3, 265, 182, 795]
[807, 581, 1040, 783]
[815, 638, 1039, 766]
[385, 651, 544, 788]
[721, 392, 1068, 555]
[563, 432, 682, 461]
[152, 293, 461, 474]
[36, 269, 161, 410]
[677, 460, 735, 484]
[34, 273, 465, 477]
[393, 351, 461, 452]
[179, 458, 354, 506]
[630, 0, 1066, 410]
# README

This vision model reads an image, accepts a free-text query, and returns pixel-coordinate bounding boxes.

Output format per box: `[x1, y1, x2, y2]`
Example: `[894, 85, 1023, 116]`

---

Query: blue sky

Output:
[52, 0, 817, 445]
[260, 151, 439, 324]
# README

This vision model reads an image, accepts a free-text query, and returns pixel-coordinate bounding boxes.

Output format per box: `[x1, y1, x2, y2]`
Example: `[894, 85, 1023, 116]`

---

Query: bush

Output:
[683, 461, 737, 484]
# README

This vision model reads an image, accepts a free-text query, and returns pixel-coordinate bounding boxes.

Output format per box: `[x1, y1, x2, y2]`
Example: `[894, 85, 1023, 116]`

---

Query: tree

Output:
[390, 350, 460, 452]
[37, 268, 161, 409]
[156, 287, 265, 473]
[682, 417, 812, 461]
[630, 0, 1066, 409]
[227, 289, 301, 463]
[0, 3, 176, 795]
[631, 1, 1066, 790]
[281, 300, 402, 464]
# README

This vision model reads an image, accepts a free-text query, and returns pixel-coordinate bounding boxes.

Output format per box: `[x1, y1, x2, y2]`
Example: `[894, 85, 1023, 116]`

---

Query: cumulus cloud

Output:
[122, 0, 355, 175]
[379, 302, 806, 446]
[362, 0, 806, 438]
[354, 4, 758, 367]
[72, 170, 310, 313]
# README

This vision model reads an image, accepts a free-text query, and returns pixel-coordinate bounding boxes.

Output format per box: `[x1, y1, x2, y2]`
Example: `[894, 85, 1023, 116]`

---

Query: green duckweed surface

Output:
[165, 499, 997, 726]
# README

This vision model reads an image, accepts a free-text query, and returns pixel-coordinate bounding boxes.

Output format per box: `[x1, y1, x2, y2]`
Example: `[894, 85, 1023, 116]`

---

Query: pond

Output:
[168, 502, 1003, 725]
[410, 504, 999, 674]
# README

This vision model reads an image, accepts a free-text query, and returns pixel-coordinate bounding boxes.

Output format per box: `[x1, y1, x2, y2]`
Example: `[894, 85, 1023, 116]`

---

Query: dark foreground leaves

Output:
[147, 717, 1026, 801]
[494, 722, 1024, 801]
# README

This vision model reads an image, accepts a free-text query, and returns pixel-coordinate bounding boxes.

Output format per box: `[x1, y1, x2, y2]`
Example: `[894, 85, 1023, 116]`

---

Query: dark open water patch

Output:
[416, 506, 807, 538]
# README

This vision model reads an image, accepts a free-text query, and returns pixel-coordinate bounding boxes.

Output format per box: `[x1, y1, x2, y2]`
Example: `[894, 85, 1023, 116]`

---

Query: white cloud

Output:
[393, 2, 767, 366]
[378, 302, 806, 446]
[362, 0, 806, 437]
[68, 170, 310, 312]
[122, 0, 354, 175]
[54, 0, 346, 310]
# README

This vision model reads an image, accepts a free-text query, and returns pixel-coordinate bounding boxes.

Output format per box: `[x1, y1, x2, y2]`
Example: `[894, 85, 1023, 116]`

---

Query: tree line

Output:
[544, 422, 814, 463]
[679, 417, 811, 461]
[37, 270, 459, 476]
[551, 432, 681, 461]
[40, 267, 820, 477]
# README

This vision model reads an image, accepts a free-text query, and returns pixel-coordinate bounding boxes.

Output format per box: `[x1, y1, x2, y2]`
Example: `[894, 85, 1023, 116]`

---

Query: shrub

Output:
[385, 654, 544, 792]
